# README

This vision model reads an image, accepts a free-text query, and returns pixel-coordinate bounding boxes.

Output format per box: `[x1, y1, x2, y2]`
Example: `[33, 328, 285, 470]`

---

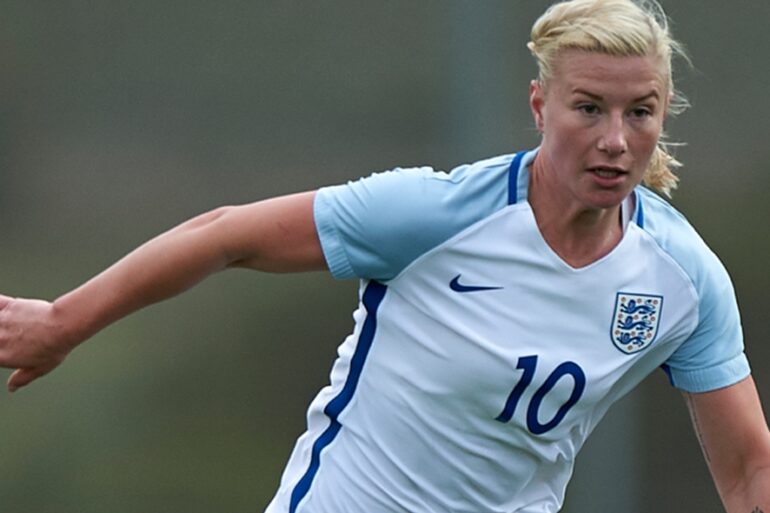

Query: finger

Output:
[7, 367, 41, 393]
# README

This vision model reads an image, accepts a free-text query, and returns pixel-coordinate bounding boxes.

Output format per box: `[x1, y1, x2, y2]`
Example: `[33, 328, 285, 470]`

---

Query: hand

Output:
[0, 295, 76, 392]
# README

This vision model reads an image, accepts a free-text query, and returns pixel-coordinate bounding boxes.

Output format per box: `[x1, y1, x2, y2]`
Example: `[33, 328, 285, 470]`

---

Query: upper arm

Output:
[684, 376, 770, 510]
[214, 191, 327, 273]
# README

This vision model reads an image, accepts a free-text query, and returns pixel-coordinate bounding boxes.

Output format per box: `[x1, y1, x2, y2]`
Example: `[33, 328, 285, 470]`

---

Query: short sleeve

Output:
[662, 252, 750, 393]
[636, 188, 751, 393]
[313, 156, 513, 281]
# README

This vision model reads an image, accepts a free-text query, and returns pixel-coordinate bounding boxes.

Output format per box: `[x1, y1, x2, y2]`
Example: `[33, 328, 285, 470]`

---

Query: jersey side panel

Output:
[265, 281, 383, 513]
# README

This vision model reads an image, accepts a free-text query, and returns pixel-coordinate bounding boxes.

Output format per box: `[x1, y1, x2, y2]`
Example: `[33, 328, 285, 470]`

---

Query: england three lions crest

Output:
[611, 292, 663, 355]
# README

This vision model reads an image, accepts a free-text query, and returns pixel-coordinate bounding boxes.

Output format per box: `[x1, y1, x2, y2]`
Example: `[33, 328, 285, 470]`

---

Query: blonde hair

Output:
[529, 0, 689, 197]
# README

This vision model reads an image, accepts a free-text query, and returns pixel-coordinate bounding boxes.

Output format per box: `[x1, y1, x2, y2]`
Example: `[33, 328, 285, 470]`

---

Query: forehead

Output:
[549, 49, 667, 99]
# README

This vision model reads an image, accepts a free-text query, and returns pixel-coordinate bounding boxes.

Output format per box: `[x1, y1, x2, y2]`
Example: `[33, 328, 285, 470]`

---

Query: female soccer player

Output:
[0, 0, 768, 511]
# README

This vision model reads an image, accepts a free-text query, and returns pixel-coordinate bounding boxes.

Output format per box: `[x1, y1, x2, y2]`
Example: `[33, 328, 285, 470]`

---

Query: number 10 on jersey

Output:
[495, 356, 586, 435]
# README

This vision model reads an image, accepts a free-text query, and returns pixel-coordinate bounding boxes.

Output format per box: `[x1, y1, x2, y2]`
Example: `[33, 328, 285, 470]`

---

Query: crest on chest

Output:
[611, 292, 663, 355]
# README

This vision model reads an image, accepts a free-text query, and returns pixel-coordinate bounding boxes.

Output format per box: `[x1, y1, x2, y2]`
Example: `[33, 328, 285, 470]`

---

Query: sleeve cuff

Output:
[666, 352, 751, 393]
[314, 188, 356, 280]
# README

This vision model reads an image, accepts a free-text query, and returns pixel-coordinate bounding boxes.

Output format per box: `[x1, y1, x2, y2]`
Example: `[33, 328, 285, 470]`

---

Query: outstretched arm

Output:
[684, 376, 770, 513]
[0, 191, 325, 392]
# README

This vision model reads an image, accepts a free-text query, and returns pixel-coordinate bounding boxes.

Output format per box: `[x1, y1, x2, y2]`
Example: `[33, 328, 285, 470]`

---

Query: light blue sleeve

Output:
[313, 155, 513, 281]
[641, 190, 750, 393]
[663, 254, 749, 393]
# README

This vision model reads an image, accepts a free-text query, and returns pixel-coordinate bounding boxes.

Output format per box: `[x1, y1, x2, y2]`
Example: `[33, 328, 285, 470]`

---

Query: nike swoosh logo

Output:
[449, 274, 503, 293]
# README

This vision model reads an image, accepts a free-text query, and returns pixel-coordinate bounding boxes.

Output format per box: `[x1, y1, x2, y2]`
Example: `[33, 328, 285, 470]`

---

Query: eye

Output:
[577, 103, 600, 116]
[630, 106, 653, 119]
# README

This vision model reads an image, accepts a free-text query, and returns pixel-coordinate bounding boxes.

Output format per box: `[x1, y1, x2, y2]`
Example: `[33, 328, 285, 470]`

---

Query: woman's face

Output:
[530, 49, 668, 211]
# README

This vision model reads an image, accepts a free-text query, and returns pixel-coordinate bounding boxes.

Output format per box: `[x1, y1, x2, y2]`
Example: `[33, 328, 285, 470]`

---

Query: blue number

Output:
[495, 356, 537, 423]
[526, 361, 585, 434]
[496, 356, 586, 435]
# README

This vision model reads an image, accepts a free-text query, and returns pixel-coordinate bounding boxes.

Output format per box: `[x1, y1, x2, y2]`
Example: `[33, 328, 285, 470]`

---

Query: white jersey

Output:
[265, 149, 749, 513]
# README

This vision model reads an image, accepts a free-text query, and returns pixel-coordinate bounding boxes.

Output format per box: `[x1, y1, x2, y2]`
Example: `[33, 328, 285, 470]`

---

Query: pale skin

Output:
[0, 49, 768, 512]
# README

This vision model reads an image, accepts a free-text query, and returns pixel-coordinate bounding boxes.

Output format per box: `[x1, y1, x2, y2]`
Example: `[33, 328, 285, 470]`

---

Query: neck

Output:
[528, 158, 625, 268]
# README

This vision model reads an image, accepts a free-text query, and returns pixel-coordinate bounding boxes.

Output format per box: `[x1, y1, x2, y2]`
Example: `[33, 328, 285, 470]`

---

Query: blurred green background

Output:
[1, 1, 768, 512]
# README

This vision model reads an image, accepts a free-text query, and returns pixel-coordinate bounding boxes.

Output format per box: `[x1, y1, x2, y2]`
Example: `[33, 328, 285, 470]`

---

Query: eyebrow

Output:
[572, 88, 661, 103]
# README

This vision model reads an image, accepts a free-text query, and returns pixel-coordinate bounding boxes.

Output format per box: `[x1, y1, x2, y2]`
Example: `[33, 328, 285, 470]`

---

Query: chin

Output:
[584, 190, 629, 211]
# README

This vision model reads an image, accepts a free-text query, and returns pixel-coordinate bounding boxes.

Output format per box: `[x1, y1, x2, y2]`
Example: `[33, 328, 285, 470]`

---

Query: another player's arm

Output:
[0, 191, 324, 392]
[683, 376, 770, 513]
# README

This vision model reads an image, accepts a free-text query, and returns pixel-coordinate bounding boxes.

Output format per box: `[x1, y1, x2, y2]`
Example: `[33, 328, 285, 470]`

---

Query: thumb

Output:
[7, 367, 43, 393]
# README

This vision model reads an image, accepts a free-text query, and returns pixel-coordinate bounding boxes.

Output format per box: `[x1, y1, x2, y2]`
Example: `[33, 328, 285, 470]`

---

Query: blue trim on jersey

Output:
[289, 281, 388, 513]
[507, 151, 526, 205]
[634, 190, 645, 228]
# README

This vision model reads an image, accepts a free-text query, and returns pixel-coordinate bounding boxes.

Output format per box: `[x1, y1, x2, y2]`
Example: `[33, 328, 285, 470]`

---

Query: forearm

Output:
[684, 381, 770, 513]
[53, 207, 233, 345]
[50, 190, 325, 343]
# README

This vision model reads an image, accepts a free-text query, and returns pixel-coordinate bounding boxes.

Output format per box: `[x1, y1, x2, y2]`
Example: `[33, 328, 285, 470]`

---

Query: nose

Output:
[597, 114, 628, 156]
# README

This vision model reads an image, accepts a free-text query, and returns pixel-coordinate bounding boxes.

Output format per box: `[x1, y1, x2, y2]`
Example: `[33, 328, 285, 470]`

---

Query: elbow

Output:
[167, 206, 241, 268]
[719, 444, 770, 509]
[181, 206, 235, 230]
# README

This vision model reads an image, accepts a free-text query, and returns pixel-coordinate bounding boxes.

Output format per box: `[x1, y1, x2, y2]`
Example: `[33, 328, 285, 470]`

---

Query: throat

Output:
[532, 205, 625, 269]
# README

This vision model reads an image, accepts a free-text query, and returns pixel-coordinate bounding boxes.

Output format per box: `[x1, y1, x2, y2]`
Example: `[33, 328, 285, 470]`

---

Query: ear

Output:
[529, 79, 545, 133]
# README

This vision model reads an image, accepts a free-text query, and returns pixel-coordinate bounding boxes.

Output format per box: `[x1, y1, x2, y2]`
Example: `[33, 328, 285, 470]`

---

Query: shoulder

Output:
[637, 188, 747, 392]
[314, 153, 518, 280]
[323, 153, 515, 203]
[636, 187, 731, 292]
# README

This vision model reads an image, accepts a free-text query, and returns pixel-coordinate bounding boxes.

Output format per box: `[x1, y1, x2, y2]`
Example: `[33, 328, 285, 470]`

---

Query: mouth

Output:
[589, 166, 628, 179]
[587, 166, 631, 187]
